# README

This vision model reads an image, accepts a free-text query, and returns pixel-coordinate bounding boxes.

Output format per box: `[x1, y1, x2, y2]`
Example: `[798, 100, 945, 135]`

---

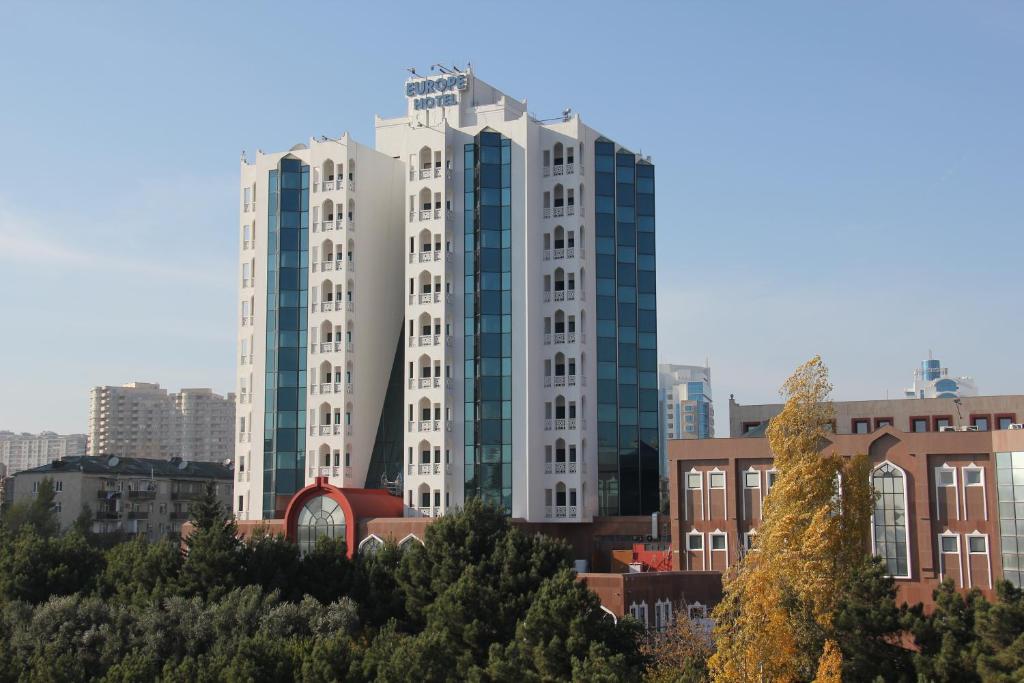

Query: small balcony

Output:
[127, 511, 149, 520]
[409, 250, 446, 264]
[322, 220, 335, 232]
[127, 489, 156, 500]
[410, 419, 441, 432]
[321, 180, 335, 192]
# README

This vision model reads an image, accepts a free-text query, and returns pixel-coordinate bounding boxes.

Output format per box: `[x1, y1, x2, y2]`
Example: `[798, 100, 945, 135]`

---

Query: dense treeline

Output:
[3, 477, 1023, 681]
[0, 480, 642, 682]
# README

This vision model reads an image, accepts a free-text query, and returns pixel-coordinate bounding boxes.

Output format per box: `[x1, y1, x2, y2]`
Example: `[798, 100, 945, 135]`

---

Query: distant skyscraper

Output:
[658, 364, 714, 471]
[904, 353, 977, 399]
[88, 383, 234, 461]
[234, 69, 660, 523]
[0, 431, 86, 475]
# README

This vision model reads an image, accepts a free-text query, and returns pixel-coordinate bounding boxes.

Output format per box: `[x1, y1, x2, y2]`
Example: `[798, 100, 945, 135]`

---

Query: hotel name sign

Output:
[406, 74, 468, 110]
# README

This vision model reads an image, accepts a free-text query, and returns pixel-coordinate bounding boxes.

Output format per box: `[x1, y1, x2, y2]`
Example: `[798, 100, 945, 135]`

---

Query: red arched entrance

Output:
[282, 477, 404, 558]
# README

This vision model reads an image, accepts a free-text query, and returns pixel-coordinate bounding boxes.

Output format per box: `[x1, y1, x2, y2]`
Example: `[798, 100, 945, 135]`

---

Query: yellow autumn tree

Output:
[708, 356, 874, 682]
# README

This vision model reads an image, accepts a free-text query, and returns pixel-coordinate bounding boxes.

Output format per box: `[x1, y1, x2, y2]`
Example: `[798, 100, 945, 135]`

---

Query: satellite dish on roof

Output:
[177, 460, 189, 470]
[107, 456, 120, 468]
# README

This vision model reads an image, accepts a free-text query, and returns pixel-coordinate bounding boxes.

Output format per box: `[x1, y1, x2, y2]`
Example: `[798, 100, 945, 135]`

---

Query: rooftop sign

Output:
[406, 74, 468, 110]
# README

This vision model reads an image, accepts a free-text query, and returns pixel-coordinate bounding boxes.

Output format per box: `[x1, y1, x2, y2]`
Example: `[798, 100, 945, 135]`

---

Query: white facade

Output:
[904, 354, 978, 399]
[237, 69, 658, 523]
[88, 383, 234, 461]
[233, 136, 404, 520]
[376, 73, 613, 524]
[0, 431, 87, 475]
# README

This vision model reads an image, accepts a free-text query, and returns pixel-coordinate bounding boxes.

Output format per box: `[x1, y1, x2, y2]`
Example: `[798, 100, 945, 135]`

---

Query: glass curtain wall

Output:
[595, 140, 659, 516]
[464, 130, 513, 513]
[263, 158, 309, 517]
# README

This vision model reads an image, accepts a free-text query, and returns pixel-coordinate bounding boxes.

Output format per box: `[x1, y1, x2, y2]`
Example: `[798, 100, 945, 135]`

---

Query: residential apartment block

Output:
[88, 383, 235, 461]
[235, 68, 659, 524]
[10, 455, 233, 540]
[0, 431, 87, 475]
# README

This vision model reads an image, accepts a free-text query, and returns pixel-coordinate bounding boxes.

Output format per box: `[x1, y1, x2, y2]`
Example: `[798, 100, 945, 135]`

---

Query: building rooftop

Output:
[15, 455, 233, 480]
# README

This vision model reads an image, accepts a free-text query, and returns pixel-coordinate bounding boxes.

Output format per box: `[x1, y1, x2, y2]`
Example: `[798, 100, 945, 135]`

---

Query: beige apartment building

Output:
[10, 455, 233, 540]
[0, 431, 87, 475]
[88, 382, 235, 461]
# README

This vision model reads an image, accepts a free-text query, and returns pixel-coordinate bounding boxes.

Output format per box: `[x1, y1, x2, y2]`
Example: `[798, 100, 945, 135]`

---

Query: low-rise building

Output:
[729, 394, 1023, 437]
[0, 431, 87, 475]
[11, 455, 233, 541]
[669, 426, 1024, 608]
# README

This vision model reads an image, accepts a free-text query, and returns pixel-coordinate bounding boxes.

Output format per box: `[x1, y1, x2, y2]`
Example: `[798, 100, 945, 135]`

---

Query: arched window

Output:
[872, 462, 910, 577]
[296, 495, 346, 556]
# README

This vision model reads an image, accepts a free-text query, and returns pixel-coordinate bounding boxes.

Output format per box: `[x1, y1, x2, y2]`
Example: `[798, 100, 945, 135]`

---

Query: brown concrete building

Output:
[729, 394, 1023, 437]
[669, 426, 1024, 608]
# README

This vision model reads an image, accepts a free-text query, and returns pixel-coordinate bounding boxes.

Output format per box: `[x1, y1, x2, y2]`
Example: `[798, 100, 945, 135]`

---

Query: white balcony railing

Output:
[553, 206, 565, 217]
[319, 425, 332, 435]
[321, 180, 334, 191]
[418, 463, 432, 475]
[553, 164, 564, 176]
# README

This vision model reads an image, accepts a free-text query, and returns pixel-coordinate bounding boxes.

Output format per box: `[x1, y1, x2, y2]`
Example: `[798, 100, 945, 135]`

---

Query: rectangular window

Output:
[743, 532, 757, 551]
[911, 418, 929, 433]
[710, 534, 727, 551]
[686, 472, 701, 489]
[874, 417, 894, 429]
[708, 472, 725, 489]
[934, 416, 953, 431]
[238, 495, 244, 512]
[996, 415, 1016, 430]
[687, 534, 703, 551]
[940, 535, 959, 554]
[852, 419, 870, 434]
[936, 469, 955, 487]
[964, 468, 983, 486]
[766, 470, 779, 490]
[743, 471, 760, 488]
[968, 536, 988, 554]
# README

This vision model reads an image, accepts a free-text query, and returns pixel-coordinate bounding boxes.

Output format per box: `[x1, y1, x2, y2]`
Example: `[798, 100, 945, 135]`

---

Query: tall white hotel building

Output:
[234, 70, 659, 524]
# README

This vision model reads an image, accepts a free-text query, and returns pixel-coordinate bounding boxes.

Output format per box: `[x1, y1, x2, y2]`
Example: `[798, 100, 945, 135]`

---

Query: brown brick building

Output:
[669, 426, 1024, 608]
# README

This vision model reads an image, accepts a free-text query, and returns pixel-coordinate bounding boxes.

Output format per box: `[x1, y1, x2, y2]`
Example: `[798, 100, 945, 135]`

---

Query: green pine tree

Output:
[177, 481, 243, 599]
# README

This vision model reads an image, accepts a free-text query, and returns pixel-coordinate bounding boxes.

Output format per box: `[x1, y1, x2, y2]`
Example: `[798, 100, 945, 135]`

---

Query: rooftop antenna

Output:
[562, 107, 573, 121]
[431, 63, 452, 75]
[406, 66, 419, 77]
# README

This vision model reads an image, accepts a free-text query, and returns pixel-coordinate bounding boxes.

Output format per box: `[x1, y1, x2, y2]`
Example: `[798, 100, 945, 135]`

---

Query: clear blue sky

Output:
[1, 2, 1021, 434]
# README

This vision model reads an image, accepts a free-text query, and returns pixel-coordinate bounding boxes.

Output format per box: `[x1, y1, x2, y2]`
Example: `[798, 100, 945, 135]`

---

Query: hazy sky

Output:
[1, 2, 1021, 434]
